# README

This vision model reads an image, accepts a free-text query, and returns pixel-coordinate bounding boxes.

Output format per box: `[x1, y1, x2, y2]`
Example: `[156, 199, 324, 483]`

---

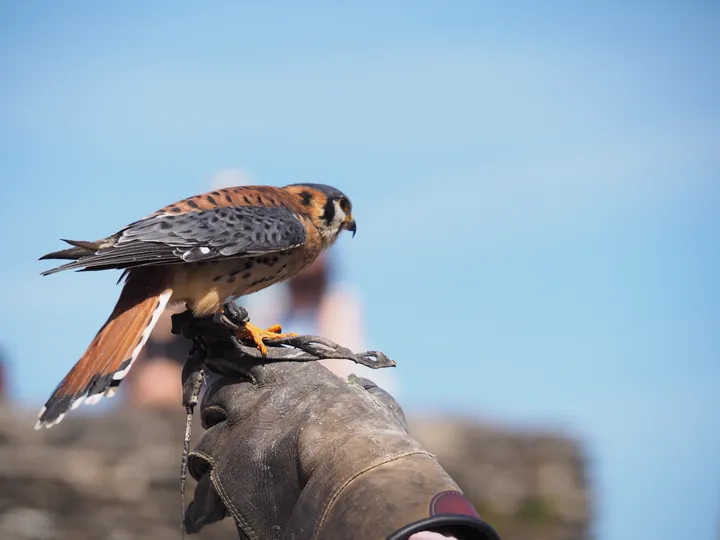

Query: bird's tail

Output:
[35, 269, 173, 429]
[39, 238, 102, 276]
[40, 238, 99, 261]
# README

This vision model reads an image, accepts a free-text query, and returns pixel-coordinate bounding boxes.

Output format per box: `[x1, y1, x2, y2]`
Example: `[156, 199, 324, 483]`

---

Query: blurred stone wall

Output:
[409, 418, 591, 540]
[0, 407, 591, 540]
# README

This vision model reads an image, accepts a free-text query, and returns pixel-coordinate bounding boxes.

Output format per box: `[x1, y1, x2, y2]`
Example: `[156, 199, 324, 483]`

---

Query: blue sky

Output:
[1, 2, 719, 539]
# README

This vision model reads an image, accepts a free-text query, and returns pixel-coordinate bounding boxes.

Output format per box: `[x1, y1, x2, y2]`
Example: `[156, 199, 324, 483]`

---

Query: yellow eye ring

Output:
[339, 198, 351, 213]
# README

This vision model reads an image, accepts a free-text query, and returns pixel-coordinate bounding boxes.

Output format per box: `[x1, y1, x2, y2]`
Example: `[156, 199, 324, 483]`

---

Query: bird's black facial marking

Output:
[285, 183, 353, 231]
[299, 190, 313, 206]
[322, 196, 336, 225]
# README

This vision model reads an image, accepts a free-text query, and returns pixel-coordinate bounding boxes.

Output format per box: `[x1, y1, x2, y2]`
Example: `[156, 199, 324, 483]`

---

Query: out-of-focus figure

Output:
[245, 251, 397, 394]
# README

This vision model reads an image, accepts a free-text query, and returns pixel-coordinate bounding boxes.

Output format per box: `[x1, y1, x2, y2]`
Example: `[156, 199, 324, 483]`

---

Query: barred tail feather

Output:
[35, 270, 173, 429]
[39, 239, 100, 269]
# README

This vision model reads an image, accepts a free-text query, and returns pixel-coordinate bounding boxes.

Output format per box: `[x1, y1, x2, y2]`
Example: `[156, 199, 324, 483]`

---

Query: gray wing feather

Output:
[49, 206, 306, 273]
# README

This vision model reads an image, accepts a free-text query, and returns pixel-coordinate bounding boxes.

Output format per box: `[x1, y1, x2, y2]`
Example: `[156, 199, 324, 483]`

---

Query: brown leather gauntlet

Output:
[184, 361, 500, 540]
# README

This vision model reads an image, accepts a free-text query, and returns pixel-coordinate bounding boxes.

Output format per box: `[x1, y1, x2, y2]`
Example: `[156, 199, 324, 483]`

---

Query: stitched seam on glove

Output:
[188, 450, 215, 480]
[314, 450, 437, 540]
[211, 468, 259, 540]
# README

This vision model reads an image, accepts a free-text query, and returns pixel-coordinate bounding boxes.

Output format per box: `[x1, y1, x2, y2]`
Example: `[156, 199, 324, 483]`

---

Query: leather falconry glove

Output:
[183, 358, 501, 540]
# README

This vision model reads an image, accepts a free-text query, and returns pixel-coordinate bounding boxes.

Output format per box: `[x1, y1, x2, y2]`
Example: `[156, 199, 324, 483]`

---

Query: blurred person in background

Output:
[244, 249, 397, 394]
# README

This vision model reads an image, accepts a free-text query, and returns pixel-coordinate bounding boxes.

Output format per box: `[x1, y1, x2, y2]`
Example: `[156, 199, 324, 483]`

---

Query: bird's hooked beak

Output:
[343, 216, 357, 237]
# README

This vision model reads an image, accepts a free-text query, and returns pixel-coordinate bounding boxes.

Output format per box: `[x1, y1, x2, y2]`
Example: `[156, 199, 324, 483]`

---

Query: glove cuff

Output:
[387, 490, 501, 540]
[293, 452, 500, 540]
[387, 514, 500, 540]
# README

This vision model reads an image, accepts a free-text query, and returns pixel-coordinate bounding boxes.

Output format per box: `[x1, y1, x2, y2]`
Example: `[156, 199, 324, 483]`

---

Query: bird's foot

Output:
[237, 322, 298, 356]
[220, 302, 297, 356]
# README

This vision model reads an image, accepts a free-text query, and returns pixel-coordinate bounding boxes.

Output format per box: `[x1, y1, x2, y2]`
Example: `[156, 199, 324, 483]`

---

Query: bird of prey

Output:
[35, 183, 356, 429]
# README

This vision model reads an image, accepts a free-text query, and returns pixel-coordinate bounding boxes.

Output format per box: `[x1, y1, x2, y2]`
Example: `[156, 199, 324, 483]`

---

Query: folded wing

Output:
[40, 206, 307, 276]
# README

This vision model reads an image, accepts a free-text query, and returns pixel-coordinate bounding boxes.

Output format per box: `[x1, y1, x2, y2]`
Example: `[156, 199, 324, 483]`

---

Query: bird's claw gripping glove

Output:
[183, 359, 501, 540]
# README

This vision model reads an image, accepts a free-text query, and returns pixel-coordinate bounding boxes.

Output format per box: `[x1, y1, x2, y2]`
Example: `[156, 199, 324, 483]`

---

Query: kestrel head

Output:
[284, 183, 357, 245]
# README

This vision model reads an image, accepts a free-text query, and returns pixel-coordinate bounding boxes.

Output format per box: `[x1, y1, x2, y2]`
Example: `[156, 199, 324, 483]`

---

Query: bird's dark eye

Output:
[338, 198, 351, 213]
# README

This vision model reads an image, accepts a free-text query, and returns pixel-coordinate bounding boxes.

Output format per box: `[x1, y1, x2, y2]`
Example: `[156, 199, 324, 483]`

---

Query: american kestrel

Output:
[35, 183, 356, 429]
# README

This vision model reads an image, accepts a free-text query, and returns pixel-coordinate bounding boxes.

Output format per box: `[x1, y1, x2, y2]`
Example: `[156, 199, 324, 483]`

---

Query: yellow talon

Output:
[236, 321, 298, 356]
[265, 324, 284, 334]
